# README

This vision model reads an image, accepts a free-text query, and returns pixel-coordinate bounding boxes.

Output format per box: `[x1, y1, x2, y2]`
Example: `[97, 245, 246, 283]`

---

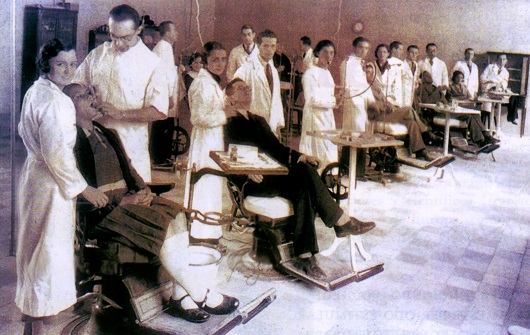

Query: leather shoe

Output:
[292, 256, 327, 280]
[167, 296, 210, 323]
[334, 217, 376, 238]
[197, 289, 239, 315]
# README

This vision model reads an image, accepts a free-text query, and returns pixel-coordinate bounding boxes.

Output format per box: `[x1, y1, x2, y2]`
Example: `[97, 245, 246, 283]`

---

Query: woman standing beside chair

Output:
[299, 40, 339, 172]
[16, 38, 106, 334]
[184, 41, 228, 248]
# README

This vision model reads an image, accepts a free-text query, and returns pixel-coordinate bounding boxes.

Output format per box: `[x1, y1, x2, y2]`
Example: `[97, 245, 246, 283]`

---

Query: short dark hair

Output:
[375, 44, 390, 59]
[352, 37, 369, 48]
[241, 24, 254, 33]
[300, 36, 311, 46]
[497, 53, 507, 60]
[36, 38, 74, 74]
[109, 4, 141, 28]
[452, 70, 464, 82]
[188, 52, 204, 66]
[226, 78, 246, 96]
[464, 48, 474, 55]
[314, 40, 335, 58]
[159, 21, 175, 37]
[257, 29, 277, 44]
[389, 41, 403, 51]
[426, 43, 437, 51]
[407, 45, 419, 52]
[203, 41, 225, 64]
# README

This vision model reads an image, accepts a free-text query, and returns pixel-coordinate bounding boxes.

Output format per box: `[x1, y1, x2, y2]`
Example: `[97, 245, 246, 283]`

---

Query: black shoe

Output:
[292, 256, 327, 280]
[197, 289, 239, 315]
[334, 217, 376, 238]
[510, 120, 518, 125]
[167, 296, 210, 323]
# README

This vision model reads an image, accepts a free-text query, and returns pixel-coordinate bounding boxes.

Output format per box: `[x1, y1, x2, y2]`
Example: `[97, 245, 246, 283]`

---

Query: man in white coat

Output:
[452, 48, 479, 100]
[226, 24, 259, 81]
[233, 29, 284, 137]
[388, 41, 406, 107]
[340, 37, 374, 177]
[403, 45, 421, 107]
[480, 53, 509, 122]
[418, 43, 449, 92]
[74, 4, 169, 183]
[300, 36, 317, 73]
[151, 20, 180, 165]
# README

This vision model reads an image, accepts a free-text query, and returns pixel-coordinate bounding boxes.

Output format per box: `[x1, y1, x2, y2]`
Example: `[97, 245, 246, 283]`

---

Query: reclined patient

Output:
[64, 84, 238, 324]
[223, 79, 376, 278]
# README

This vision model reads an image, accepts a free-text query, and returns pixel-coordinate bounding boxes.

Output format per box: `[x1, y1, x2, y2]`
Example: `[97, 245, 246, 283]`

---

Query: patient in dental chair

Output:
[223, 79, 376, 279]
[65, 83, 238, 324]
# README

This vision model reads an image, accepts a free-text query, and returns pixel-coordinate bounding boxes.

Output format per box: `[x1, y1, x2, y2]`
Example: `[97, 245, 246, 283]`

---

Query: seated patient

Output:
[365, 63, 438, 161]
[223, 79, 376, 278]
[430, 71, 497, 147]
[64, 84, 238, 324]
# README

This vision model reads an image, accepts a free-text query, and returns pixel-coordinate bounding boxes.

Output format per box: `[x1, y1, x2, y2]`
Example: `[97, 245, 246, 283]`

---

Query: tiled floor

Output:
[1, 116, 529, 334]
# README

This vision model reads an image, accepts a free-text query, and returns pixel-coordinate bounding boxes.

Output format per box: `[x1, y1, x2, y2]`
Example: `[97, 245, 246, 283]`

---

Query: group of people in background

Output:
[16, 2, 513, 333]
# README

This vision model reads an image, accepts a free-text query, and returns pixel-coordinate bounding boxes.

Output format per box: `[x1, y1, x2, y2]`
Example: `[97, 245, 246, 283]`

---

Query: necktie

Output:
[467, 62, 472, 73]
[429, 59, 433, 66]
[498, 67, 502, 75]
[265, 63, 274, 94]
[411, 62, 416, 75]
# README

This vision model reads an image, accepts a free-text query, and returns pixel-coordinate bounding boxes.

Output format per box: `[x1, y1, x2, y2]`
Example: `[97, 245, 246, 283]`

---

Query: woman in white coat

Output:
[16, 39, 106, 334]
[374, 44, 402, 107]
[184, 41, 228, 247]
[299, 40, 339, 172]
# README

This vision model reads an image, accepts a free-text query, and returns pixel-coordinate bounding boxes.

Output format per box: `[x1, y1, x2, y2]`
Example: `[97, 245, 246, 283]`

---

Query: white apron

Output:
[299, 66, 338, 171]
[184, 69, 227, 239]
[16, 78, 87, 317]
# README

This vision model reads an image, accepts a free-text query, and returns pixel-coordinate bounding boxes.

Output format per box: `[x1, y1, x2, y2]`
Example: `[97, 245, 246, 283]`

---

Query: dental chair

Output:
[224, 174, 383, 291]
[68, 182, 275, 335]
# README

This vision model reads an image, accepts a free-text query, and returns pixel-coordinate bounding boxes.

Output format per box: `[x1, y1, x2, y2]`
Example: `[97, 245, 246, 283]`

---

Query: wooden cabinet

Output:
[21, 6, 78, 98]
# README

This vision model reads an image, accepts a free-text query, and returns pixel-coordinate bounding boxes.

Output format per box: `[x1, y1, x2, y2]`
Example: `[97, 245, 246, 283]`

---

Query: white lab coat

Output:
[301, 47, 318, 73]
[340, 55, 375, 133]
[74, 40, 169, 183]
[375, 61, 402, 107]
[418, 57, 449, 88]
[452, 60, 479, 100]
[233, 57, 285, 137]
[226, 43, 259, 81]
[16, 77, 88, 317]
[184, 69, 226, 239]
[480, 63, 510, 111]
[299, 66, 338, 170]
[403, 60, 420, 107]
[153, 39, 179, 117]
[387, 57, 405, 107]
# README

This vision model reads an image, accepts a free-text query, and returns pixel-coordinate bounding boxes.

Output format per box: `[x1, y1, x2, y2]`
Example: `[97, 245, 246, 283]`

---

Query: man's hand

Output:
[298, 155, 320, 168]
[94, 101, 125, 120]
[248, 174, 263, 183]
[135, 188, 154, 206]
[81, 186, 108, 208]
[277, 65, 285, 72]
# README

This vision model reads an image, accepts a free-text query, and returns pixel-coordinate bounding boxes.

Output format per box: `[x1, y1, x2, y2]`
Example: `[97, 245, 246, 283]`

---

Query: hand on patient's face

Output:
[81, 186, 108, 208]
[94, 101, 123, 120]
[225, 81, 252, 117]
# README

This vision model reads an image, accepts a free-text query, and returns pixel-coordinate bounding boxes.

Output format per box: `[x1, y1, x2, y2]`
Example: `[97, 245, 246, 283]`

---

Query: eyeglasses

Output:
[110, 29, 139, 42]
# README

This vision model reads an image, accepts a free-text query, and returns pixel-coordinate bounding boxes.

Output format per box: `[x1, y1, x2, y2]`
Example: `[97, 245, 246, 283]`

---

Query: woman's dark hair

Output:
[188, 52, 204, 66]
[313, 40, 335, 58]
[36, 38, 74, 74]
[203, 41, 225, 64]
[374, 44, 390, 59]
[452, 70, 464, 83]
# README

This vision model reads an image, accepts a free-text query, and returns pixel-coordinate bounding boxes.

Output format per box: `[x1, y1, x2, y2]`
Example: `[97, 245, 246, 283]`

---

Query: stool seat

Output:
[243, 196, 294, 220]
[373, 121, 408, 136]
[433, 115, 467, 128]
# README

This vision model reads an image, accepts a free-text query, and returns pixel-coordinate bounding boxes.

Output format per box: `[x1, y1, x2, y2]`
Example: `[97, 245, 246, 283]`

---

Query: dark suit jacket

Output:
[224, 112, 301, 197]
[74, 122, 147, 218]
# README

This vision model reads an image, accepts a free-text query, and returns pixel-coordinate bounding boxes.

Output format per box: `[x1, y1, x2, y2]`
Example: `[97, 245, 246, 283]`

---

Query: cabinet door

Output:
[40, 13, 57, 47]
[56, 13, 77, 48]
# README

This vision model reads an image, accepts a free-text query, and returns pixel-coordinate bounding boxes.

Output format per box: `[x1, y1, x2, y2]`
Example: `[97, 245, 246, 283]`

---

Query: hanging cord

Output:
[195, 0, 204, 47]
[333, 0, 343, 42]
